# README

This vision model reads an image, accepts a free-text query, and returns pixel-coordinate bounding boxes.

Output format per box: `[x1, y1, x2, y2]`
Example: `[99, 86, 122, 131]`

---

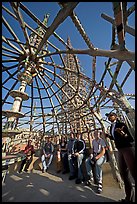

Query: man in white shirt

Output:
[85, 129, 107, 194]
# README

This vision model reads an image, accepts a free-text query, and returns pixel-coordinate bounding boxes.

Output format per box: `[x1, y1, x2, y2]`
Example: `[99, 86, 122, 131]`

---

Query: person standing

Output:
[18, 139, 35, 173]
[85, 130, 107, 193]
[105, 112, 135, 202]
[41, 137, 54, 173]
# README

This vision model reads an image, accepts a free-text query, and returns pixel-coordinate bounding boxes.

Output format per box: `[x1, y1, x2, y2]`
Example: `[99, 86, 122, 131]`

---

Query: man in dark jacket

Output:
[106, 112, 135, 202]
[73, 133, 86, 184]
[67, 132, 76, 180]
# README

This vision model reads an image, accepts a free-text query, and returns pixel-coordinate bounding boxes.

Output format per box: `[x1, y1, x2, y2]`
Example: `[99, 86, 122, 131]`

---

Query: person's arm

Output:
[61, 143, 67, 151]
[72, 140, 76, 155]
[24, 145, 30, 154]
[73, 141, 77, 155]
[95, 146, 105, 160]
[67, 141, 72, 154]
[58, 144, 61, 152]
[65, 143, 68, 149]
[42, 147, 46, 156]
[79, 140, 85, 154]
[31, 145, 35, 155]
[115, 122, 132, 138]
[105, 132, 114, 140]
[51, 143, 54, 153]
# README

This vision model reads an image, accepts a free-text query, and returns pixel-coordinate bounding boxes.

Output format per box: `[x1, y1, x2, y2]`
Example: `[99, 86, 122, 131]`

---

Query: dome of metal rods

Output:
[2, 2, 135, 137]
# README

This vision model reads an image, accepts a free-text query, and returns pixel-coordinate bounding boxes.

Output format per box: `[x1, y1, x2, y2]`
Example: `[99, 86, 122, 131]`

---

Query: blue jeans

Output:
[68, 153, 84, 180]
[68, 154, 76, 176]
[41, 154, 53, 171]
[85, 155, 106, 183]
[76, 153, 84, 180]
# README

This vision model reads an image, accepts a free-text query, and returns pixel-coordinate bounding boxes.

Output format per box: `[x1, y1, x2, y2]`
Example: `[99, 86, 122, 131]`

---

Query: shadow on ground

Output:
[2, 165, 125, 202]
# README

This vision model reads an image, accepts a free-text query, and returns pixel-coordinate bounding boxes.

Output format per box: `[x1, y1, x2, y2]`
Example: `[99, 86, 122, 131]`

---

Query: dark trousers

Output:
[118, 147, 135, 201]
[69, 154, 84, 180]
[61, 152, 69, 172]
[19, 157, 33, 172]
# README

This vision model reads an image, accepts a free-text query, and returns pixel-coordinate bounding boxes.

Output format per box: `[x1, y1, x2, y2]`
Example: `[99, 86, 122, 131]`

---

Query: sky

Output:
[2, 2, 135, 131]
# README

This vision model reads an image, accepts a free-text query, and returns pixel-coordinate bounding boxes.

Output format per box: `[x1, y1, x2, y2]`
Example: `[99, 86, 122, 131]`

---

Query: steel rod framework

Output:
[2, 2, 135, 186]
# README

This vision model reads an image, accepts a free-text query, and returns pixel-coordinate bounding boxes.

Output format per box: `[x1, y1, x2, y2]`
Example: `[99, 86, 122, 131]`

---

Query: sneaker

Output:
[62, 170, 68, 174]
[85, 179, 92, 186]
[75, 178, 82, 184]
[118, 198, 128, 202]
[97, 188, 102, 194]
[82, 177, 86, 182]
[57, 170, 61, 173]
[42, 169, 46, 173]
[85, 176, 94, 185]
[17, 171, 22, 174]
[97, 182, 103, 194]
[23, 169, 28, 173]
[69, 175, 76, 180]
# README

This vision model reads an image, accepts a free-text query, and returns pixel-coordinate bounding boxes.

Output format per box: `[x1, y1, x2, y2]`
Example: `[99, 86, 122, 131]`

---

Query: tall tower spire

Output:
[59, 37, 92, 136]
[67, 36, 72, 49]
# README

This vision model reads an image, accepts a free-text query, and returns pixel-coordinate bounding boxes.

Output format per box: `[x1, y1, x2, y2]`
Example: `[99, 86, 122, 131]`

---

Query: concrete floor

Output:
[2, 158, 125, 202]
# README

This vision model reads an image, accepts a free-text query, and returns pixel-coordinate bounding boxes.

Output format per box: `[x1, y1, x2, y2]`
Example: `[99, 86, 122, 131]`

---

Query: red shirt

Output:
[24, 145, 34, 156]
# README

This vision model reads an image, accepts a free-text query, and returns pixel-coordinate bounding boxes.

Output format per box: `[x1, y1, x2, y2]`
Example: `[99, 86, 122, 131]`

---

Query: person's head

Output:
[61, 136, 66, 142]
[76, 133, 81, 140]
[105, 112, 117, 122]
[94, 130, 100, 139]
[28, 139, 32, 146]
[47, 137, 51, 142]
[70, 132, 74, 139]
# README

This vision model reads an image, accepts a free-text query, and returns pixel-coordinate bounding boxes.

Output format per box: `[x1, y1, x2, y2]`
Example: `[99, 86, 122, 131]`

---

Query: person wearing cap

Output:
[18, 139, 35, 173]
[105, 112, 135, 202]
